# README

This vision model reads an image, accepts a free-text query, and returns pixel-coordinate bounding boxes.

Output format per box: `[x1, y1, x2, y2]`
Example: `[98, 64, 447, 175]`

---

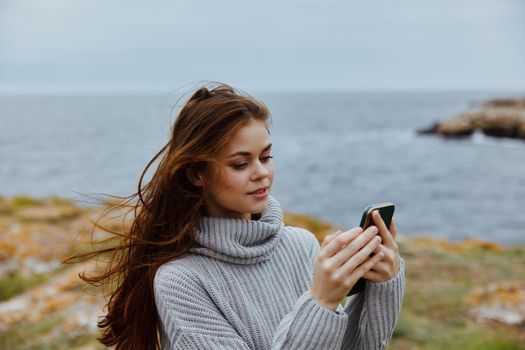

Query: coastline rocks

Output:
[0, 260, 105, 337]
[407, 236, 503, 253]
[1, 195, 525, 348]
[0, 197, 93, 278]
[466, 282, 525, 325]
[0, 196, 122, 279]
[418, 97, 525, 140]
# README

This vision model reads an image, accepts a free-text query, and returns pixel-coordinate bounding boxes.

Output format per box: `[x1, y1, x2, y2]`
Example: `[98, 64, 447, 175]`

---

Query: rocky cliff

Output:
[418, 97, 525, 140]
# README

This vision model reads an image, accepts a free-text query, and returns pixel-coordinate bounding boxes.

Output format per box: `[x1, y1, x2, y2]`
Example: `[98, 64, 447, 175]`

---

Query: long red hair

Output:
[66, 84, 270, 349]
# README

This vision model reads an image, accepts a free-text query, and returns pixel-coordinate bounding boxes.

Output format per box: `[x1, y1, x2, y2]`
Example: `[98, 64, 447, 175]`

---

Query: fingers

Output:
[372, 211, 396, 249]
[362, 269, 382, 281]
[389, 217, 397, 240]
[364, 244, 401, 282]
[366, 257, 400, 282]
[348, 250, 384, 283]
[327, 226, 379, 266]
[321, 230, 341, 248]
[319, 227, 363, 259]
[375, 244, 395, 264]
[338, 233, 382, 273]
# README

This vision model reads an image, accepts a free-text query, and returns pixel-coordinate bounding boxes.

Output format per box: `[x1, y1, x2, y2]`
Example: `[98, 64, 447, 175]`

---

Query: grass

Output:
[0, 273, 49, 301]
[1, 203, 524, 349]
[10, 196, 43, 208]
[387, 240, 525, 349]
[0, 317, 61, 349]
[392, 318, 524, 349]
[0, 316, 106, 350]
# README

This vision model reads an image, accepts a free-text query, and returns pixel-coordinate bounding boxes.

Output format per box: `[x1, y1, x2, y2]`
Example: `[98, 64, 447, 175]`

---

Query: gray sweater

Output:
[154, 196, 405, 349]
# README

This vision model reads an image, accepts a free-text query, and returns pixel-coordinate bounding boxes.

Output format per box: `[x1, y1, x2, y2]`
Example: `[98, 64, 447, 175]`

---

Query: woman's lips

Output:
[248, 187, 268, 199]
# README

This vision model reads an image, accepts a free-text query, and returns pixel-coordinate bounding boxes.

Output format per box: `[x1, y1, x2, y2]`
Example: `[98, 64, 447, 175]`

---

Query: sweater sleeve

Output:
[305, 229, 405, 350]
[154, 262, 349, 350]
[341, 259, 405, 350]
[271, 289, 348, 349]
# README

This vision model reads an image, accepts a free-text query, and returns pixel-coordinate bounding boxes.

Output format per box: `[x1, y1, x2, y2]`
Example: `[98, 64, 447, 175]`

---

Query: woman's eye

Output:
[232, 163, 248, 170]
[231, 155, 272, 170]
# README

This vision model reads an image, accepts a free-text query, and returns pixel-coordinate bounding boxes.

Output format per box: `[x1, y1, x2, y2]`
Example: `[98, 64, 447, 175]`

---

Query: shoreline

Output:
[1, 195, 524, 348]
[283, 211, 525, 248]
[4, 193, 523, 246]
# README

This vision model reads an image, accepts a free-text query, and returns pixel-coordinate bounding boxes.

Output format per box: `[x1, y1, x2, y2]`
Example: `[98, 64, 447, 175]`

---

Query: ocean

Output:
[1, 90, 524, 244]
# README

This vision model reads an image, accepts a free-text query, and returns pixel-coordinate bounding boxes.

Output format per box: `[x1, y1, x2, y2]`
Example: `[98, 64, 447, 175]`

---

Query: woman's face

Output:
[203, 118, 274, 220]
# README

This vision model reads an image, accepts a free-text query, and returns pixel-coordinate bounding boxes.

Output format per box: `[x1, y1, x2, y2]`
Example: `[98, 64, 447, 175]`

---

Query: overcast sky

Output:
[1, 0, 524, 93]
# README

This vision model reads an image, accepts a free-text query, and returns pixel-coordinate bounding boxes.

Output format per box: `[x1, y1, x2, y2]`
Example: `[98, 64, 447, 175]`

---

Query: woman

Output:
[75, 83, 404, 349]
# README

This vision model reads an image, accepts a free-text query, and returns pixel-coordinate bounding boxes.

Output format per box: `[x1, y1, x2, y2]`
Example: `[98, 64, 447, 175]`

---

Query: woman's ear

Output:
[185, 167, 203, 187]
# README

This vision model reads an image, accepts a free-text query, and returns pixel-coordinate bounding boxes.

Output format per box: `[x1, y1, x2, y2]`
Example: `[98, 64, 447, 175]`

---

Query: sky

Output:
[0, 0, 524, 93]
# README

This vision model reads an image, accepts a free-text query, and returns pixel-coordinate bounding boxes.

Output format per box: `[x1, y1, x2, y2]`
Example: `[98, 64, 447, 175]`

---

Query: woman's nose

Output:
[251, 160, 269, 180]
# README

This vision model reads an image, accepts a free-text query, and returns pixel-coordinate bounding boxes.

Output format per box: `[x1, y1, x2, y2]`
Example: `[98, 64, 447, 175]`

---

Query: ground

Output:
[0, 197, 524, 349]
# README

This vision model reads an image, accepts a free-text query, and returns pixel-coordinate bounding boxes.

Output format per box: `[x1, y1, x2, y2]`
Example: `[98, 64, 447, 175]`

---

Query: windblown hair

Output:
[66, 83, 270, 349]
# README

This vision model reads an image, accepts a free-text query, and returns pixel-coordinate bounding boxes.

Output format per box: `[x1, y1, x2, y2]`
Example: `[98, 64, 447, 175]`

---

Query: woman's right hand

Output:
[309, 226, 385, 311]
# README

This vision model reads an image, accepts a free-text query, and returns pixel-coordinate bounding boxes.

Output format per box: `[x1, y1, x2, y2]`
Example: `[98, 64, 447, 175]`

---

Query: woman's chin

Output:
[247, 198, 268, 214]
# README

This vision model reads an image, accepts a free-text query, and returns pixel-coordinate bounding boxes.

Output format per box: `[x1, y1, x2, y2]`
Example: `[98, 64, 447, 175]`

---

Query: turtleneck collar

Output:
[190, 196, 283, 265]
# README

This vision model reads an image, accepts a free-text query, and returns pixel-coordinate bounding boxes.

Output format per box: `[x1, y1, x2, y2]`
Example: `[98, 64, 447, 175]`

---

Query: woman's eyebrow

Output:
[227, 143, 272, 158]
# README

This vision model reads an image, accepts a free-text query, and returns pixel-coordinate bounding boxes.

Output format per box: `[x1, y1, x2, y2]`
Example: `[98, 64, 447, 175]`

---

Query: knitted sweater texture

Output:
[154, 196, 405, 349]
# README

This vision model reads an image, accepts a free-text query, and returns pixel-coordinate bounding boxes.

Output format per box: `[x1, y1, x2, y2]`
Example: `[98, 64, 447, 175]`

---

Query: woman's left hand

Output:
[363, 210, 401, 282]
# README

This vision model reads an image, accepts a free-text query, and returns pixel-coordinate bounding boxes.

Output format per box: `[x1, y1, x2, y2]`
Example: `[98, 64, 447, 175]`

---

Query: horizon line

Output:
[1, 86, 525, 96]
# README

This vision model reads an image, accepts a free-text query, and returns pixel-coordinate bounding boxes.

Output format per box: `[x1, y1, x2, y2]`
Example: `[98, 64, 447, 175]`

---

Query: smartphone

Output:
[347, 202, 395, 296]
[359, 202, 395, 230]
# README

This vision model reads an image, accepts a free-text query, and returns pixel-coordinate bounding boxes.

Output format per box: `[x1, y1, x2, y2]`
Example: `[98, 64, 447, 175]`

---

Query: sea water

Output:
[1, 90, 524, 244]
